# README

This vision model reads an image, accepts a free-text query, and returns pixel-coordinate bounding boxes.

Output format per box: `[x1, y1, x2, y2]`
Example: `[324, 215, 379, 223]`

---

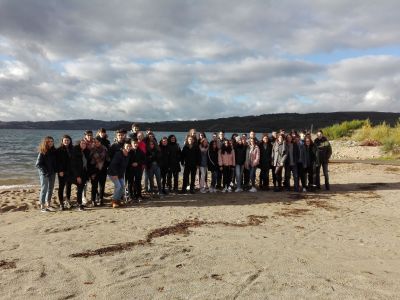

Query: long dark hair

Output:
[221, 141, 232, 154]
[59, 135, 73, 150]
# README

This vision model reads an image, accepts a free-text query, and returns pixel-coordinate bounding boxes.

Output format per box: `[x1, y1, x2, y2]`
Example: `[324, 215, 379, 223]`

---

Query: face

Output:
[305, 138, 311, 146]
[137, 132, 143, 141]
[94, 139, 101, 147]
[162, 139, 168, 145]
[131, 141, 138, 149]
[286, 135, 292, 143]
[80, 140, 87, 149]
[149, 142, 155, 149]
[187, 137, 193, 145]
[99, 131, 106, 138]
[116, 133, 125, 142]
[47, 138, 54, 147]
[123, 143, 132, 153]
[85, 133, 93, 141]
[317, 132, 323, 139]
[219, 132, 224, 139]
[250, 131, 256, 138]
[250, 138, 255, 146]
[133, 126, 139, 132]
[262, 136, 268, 143]
[277, 135, 283, 143]
[202, 140, 208, 147]
[224, 140, 229, 147]
[212, 134, 217, 140]
[62, 138, 70, 146]
[171, 136, 176, 143]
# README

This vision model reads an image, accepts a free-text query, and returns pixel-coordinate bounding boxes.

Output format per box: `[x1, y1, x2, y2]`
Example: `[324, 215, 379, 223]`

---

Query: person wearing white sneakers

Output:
[234, 136, 247, 192]
[218, 140, 235, 193]
[207, 140, 219, 193]
[245, 138, 260, 193]
[199, 138, 209, 193]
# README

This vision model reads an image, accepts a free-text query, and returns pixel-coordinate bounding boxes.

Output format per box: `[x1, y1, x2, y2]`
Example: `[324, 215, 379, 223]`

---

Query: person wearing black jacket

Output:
[259, 134, 273, 190]
[88, 137, 109, 206]
[303, 136, 316, 190]
[109, 129, 127, 160]
[108, 142, 132, 208]
[234, 137, 247, 192]
[284, 134, 300, 192]
[70, 140, 89, 211]
[127, 138, 145, 201]
[96, 128, 111, 150]
[314, 130, 332, 190]
[207, 140, 219, 193]
[146, 140, 163, 196]
[159, 137, 170, 194]
[181, 136, 201, 194]
[36, 136, 57, 212]
[55, 135, 73, 210]
[167, 135, 181, 193]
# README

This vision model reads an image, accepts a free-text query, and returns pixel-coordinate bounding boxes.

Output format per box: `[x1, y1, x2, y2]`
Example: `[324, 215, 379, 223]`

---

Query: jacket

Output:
[272, 141, 287, 167]
[207, 148, 219, 171]
[245, 145, 260, 168]
[35, 148, 57, 177]
[259, 142, 272, 168]
[107, 150, 129, 178]
[70, 145, 89, 183]
[55, 146, 72, 176]
[159, 144, 170, 170]
[218, 149, 235, 167]
[314, 137, 332, 166]
[167, 143, 181, 172]
[181, 144, 201, 168]
[234, 144, 247, 166]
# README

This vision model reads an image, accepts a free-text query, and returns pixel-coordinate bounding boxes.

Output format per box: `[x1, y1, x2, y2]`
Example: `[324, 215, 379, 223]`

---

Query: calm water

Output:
[0, 129, 243, 188]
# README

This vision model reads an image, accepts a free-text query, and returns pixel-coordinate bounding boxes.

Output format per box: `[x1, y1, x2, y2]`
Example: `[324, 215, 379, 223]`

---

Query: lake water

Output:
[0, 129, 244, 189]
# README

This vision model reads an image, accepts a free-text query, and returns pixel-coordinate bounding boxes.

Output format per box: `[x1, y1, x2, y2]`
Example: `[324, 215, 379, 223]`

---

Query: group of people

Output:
[35, 123, 332, 212]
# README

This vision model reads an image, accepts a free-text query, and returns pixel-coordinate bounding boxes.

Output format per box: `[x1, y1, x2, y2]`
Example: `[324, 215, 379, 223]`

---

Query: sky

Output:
[0, 0, 400, 122]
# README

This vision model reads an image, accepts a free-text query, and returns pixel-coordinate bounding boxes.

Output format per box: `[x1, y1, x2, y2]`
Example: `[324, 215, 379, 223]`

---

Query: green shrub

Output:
[323, 119, 369, 140]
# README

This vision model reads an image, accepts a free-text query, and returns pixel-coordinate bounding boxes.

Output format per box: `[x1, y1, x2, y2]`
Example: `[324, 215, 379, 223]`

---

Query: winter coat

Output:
[234, 144, 247, 166]
[272, 141, 287, 167]
[146, 146, 161, 168]
[218, 149, 235, 167]
[207, 148, 219, 172]
[285, 143, 300, 167]
[303, 145, 316, 169]
[98, 136, 111, 150]
[159, 144, 170, 170]
[200, 146, 209, 167]
[109, 141, 125, 160]
[314, 137, 332, 166]
[70, 145, 89, 183]
[55, 146, 72, 176]
[181, 144, 201, 168]
[127, 148, 146, 176]
[167, 143, 181, 172]
[245, 145, 260, 169]
[107, 150, 129, 178]
[88, 145, 108, 175]
[259, 142, 272, 168]
[36, 148, 57, 177]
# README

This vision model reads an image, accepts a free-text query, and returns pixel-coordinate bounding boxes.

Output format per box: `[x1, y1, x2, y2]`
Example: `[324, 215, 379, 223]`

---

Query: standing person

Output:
[167, 135, 181, 193]
[218, 139, 235, 192]
[181, 136, 200, 194]
[137, 131, 149, 193]
[259, 133, 273, 190]
[127, 138, 146, 202]
[109, 129, 127, 160]
[295, 135, 307, 192]
[216, 131, 226, 189]
[55, 135, 73, 210]
[245, 138, 260, 192]
[249, 130, 259, 145]
[314, 130, 332, 190]
[107, 142, 132, 208]
[199, 138, 209, 193]
[269, 133, 277, 189]
[96, 128, 111, 150]
[304, 136, 316, 190]
[36, 136, 57, 212]
[234, 136, 247, 192]
[70, 140, 89, 211]
[128, 123, 140, 140]
[159, 137, 170, 194]
[241, 135, 250, 190]
[207, 140, 219, 193]
[146, 140, 163, 196]
[89, 137, 109, 206]
[272, 134, 287, 192]
[284, 134, 299, 192]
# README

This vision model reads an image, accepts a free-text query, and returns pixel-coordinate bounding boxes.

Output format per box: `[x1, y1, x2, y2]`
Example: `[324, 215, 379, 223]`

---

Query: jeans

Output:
[109, 176, 125, 201]
[39, 172, 56, 205]
[315, 163, 330, 189]
[127, 168, 143, 198]
[199, 166, 207, 189]
[210, 170, 218, 188]
[167, 170, 179, 191]
[57, 174, 71, 206]
[160, 167, 168, 191]
[235, 165, 244, 189]
[274, 165, 284, 188]
[148, 163, 162, 193]
[285, 164, 299, 191]
[182, 166, 197, 192]
[249, 166, 257, 187]
[222, 166, 232, 188]
[259, 166, 270, 188]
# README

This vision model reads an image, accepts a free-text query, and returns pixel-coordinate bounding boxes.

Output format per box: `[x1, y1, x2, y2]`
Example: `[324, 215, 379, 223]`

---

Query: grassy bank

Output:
[323, 119, 400, 157]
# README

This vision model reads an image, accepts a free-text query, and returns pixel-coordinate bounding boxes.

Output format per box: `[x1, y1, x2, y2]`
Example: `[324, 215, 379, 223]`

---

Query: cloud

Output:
[0, 0, 399, 121]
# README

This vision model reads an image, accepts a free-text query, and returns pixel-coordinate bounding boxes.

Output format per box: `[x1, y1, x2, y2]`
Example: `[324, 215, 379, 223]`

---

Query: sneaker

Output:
[59, 205, 64, 211]
[137, 196, 143, 203]
[40, 205, 47, 213]
[112, 201, 119, 208]
[77, 205, 85, 211]
[227, 186, 232, 192]
[200, 188, 207, 194]
[190, 190, 195, 194]
[46, 206, 56, 212]
[302, 188, 307, 192]
[235, 188, 243, 193]
[64, 199, 71, 209]
[222, 187, 227, 193]
[249, 187, 257, 193]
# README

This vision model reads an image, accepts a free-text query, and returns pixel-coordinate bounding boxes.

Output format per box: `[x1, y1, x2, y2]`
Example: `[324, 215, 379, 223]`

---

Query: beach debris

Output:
[0, 259, 18, 270]
[274, 208, 311, 218]
[211, 274, 223, 280]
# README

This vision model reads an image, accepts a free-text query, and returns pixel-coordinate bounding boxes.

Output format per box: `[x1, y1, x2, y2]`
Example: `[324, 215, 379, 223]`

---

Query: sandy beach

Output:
[1, 158, 400, 300]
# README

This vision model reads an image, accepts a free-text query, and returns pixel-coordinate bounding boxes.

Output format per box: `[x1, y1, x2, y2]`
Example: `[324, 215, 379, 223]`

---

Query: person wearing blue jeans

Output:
[35, 136, 57, 212]
[107, 142, 131, 208]
[146, 140, 163, 196]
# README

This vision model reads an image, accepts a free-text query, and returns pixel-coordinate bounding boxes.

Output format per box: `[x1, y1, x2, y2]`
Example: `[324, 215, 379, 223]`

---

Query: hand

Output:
[91, 174, 96, 180]
[59, 172, 64, 177]
[220, 167, 223, 171]
[77, 177, 82, 184]
[132, 162, 138, 167]
[111, 176, 118, 180]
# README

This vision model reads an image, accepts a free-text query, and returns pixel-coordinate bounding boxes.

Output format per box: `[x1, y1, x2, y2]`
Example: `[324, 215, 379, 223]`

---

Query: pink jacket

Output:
[245, 145, 260, 168]
[218, 150, 235, 167]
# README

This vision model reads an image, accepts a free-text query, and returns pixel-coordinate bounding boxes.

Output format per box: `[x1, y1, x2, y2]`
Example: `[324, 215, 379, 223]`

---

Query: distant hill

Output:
[1, 112, 399, 133]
